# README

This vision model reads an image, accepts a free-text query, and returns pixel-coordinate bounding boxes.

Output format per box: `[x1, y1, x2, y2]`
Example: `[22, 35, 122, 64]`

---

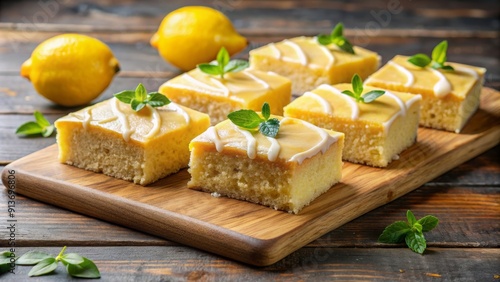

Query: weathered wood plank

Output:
[1, 0, 498, 33]
[0, 247, 498, 281]
[1, 182, 497, 248]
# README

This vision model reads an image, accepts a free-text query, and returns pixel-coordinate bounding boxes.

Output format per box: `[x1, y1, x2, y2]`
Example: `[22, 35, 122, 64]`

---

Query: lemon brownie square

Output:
[284, 84, 421, 167]
[365, 55, 486, 133]
[159, 68, 291, 124]
[188, 117, 344, 214]
[249, 36, 380, 94]
[55, 97, 210, 185]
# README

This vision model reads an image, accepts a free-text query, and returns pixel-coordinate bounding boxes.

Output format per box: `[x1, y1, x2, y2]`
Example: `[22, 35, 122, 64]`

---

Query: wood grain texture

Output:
[2, 89, 499, 266]
[0, 247, 498, 281]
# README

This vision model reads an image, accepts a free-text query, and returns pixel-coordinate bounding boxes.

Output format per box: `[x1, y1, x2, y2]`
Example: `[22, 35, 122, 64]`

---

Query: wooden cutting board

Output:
[2, 88, 499, 266]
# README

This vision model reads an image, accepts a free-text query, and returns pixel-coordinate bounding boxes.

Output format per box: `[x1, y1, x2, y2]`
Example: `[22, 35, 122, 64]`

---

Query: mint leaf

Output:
[352, 73, 363, 95]
[146, 93, 170, 108]
[228, 110, 263, 129]
[61, 253, 84, 265]
[407, 54, 431, 67]
[228, 102, 281, 138]
[331, 23, 343, 38]
[378, 221, 411, 243]
[16, 111, 55, 137]
[342, 74, 384, 103]
[0, 251, 13, 274]
[17, 250, 53, 265]
[198, 47, 249, 78]
[135, 83, 147, 102]
[262, 102, 271, 120]
[259, 118, 280, 138]
[197, 63, 221, 76]
[224, 59, 249, 73]
[34, 111, 50, 127]
[131, 99, 146, 112]
[317, 34, 332, 45]
[362, 90, 386, 103]
[115, 84, 170, 111]
[317, 22, 355, 54]
[405, 231, 427, 254]
[408, 41, 454, 71]
[16, 121, 43, 135]
[432, 40, 448, 65]
[114, 90, 136, 104]
[66, 257, 100, 279]
[379, 210, 438, 255]
[28, 257, 58, 277]
[407, 210, 417, 226]
[417, 215, 439, 232]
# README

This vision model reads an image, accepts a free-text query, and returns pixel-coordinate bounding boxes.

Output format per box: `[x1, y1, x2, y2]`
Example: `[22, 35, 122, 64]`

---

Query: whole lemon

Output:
[150, 6, 248, 71]
[21, 34, 120, 107]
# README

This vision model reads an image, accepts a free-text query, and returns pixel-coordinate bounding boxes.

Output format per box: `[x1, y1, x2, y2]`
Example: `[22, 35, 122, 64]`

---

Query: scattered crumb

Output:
[25, 96, 32, 101]
[392, 154, 400, 160]
[494, 274, 500, 279]
[0, 87, 17, 97]
[210, 192, 221, 198]
[399, 269, 405, 273]
[425, 273, 442, 278]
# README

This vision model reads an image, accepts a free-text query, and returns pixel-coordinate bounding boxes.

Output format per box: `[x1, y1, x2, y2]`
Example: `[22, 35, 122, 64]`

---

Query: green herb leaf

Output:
[417, 215, 439, 232]
[135, 83, 147, 102]
[16, 111, 55, 137]
[228, 102, 281, 138]
[114, 84, 170, 111]
[407, 54, 432, 67]
[432, 40, 448, 64]
[378, 210, 439, 255]
[259, 118, 280, 138]
[407, 210, 417, 226]
[114, 90, 136, 104]
[262, 102, 271, 120]
[34, 111, 50, 127]
[0, 251, 13, 274]
[61, 253, 84, 265]
[16, 121, 43, 135]
[146, 93, 171, 108]
[362, 90, 386, 103]
[198, 47, 249, 79]
[66, 257, 101, 279]
[227, 110, 263, 129]
[342, 74, 385, 103]
[341, 90, 357, 100]
[378, 221, 411, 243]
[197, 63, 221, 76]
[331, 22, 343, 38]
[16, 250, 53, 265]
[317, 23, 355, 54]
[316, 34, 332, 45]
[405, 231, 427, 254]
[224, 59, 249, 73]
[332, 36, 354, 54]
[28, 257, 58, 277]
[217, 47, 230, 68]
[407, 41, 454, 70]
[352, 73, 363, 95]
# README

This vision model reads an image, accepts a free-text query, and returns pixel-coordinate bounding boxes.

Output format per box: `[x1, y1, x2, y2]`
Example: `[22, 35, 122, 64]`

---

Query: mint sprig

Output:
[317, 23, 355, 54]
[15, 111, 55, 137]
[378, 210, 439, 254]
[0, 251, 14, 274]
[407, 40, 454, 71]
[16, 246, 100, 278]
[197, 47, 249, 79]
[114, 83, 170, 111]
[341, 74, 385, 103]
[227, 102, 280, 138]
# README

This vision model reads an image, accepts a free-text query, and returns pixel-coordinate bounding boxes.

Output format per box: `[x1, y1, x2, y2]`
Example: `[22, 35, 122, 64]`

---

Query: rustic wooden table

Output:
[1, 0, 499, 281]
